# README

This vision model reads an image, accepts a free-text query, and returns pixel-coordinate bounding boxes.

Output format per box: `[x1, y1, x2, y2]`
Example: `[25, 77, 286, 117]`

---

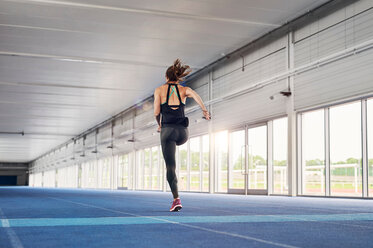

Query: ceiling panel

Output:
[0, 0, 330, 162]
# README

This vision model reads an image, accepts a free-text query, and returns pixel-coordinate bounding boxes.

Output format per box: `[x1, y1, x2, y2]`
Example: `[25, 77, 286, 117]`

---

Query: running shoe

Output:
[170, 198, 182, 212]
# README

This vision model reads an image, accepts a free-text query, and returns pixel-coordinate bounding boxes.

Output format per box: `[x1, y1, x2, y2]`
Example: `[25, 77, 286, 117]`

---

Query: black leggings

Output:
[160, 126, 188, 199]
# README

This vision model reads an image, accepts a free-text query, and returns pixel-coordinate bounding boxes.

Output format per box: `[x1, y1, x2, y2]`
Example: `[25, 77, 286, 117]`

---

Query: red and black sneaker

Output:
[170, 198, 182, 212]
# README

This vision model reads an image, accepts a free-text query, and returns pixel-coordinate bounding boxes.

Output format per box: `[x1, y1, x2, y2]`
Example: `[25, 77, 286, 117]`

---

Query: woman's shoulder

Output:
[154, 85, 163, 95]
[156, 84, 167, 90]
[178, 85, 190, 91]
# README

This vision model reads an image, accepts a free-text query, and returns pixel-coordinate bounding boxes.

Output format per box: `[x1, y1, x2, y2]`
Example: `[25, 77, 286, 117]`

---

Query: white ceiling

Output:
[0, 0, 330, 163]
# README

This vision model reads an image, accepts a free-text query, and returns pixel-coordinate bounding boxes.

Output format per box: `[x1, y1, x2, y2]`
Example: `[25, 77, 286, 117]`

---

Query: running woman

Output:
[154, 59, 210, 211]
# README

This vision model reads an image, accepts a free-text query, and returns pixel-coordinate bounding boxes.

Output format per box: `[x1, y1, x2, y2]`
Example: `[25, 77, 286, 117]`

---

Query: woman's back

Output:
[160, 83, 187, 127]
[159, 83, 186, 107]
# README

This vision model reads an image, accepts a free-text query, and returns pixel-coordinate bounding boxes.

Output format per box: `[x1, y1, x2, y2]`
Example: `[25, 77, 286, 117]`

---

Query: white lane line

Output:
[47, 197, 299, 248]
[176, 222, 299, 248]
[0, 208, 24, 248]
[1, 219, 10, 227]
[323, 221, 373, 229]
[268, 214, 373, 230]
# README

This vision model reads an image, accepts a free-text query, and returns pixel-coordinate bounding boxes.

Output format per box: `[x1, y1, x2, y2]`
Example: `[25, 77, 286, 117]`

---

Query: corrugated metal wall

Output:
[294, 2, 373, 110]
[211, 38, 288, 131]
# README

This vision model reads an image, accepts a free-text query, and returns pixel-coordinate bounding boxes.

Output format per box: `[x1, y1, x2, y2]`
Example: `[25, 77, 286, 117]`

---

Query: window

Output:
[78, 165, 82, 188]
[29, 174, 34, 187]
[144, 148, 151, 190]
[97, 160, 103, 188]
[367, 99, 373, 196]
[160, 145, 167, 191]
[248, 126, 267, 190]
[43, 170, 56, 187]
[215, 131, 228, 192]
[101, 158, 111, 189]
[190, 137, 201, 191]
[57, 167, 67, 188]
[88, 161, 96, 188]
[34, 173, 42, 187]
[152, 146, 160, 190]
[118, 154, 129, 188]
[55, 169, 59, 187]
[202, 135, 210, 192]
[81, 162, 87, 188]
[330, 101, 362, 197]
[136, 150, 143, 190]
[302, 110, 325, 195]
[229, 130, 245, 190]
[67, 165, 78, 188]
[273, 118, 288, 194]
[178, 142, 188, 191]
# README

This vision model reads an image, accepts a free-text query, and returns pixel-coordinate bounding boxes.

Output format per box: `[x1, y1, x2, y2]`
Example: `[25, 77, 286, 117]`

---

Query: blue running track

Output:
[1, 187, 373, 248]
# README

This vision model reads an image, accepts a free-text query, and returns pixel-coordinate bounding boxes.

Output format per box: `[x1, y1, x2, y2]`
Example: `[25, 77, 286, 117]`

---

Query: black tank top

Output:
[160, 83, 188, 127]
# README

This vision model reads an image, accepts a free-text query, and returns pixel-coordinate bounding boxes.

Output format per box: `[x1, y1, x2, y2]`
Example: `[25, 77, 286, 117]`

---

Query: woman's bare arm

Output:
[185, 87, 211, 120]
[153, 88, 161, 127]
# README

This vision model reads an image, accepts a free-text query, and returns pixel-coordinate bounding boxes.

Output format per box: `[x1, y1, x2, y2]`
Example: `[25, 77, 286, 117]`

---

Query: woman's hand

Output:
[202, 109, 211, 120]
[157, 126, 162, 132]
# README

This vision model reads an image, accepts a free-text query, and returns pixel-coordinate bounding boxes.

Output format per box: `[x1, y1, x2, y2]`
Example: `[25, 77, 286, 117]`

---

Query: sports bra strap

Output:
[174, 84, 182, 103]
[166, 83, 171, 105]
[166, 83, 182, 106]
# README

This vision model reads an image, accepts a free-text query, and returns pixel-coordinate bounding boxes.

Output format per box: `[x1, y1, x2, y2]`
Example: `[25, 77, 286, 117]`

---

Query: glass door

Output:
[227, 125, 267, 195]
[228, 129, 245, 194]
[247, 125, 268, 194]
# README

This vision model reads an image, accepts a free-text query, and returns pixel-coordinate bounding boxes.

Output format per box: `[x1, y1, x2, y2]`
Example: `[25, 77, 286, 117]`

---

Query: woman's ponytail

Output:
[166, 59, 191, 82]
